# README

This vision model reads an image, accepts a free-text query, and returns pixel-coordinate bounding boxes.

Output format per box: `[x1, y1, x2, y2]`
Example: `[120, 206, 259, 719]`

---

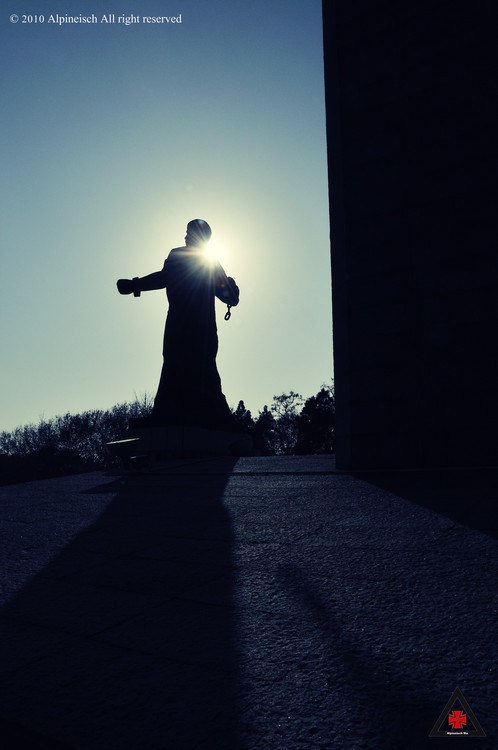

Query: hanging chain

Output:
[224, 305, 232, 321]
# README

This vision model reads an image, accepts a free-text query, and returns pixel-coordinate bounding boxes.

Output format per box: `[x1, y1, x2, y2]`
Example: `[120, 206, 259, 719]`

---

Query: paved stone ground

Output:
[0, 456, 497, 749]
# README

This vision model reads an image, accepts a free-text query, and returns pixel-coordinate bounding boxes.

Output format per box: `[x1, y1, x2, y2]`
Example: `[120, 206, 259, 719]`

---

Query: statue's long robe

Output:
[152, 246, 238, 429]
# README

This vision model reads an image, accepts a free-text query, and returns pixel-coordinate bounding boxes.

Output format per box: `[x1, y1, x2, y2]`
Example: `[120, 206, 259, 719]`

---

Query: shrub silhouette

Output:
[0, 396, 153, 485]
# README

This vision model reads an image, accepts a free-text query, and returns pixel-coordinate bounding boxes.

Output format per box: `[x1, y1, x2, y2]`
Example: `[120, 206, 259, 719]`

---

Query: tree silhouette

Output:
[232, 400, 254, 433]
[294, 385, 335, 454]
[269, 391, 304, 455]
[253, 405, 276, 455]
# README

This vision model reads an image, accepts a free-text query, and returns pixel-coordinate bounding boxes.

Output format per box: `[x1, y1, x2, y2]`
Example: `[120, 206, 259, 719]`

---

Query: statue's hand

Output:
[117, 279, 133, 295]
[226, 277, 239, 306]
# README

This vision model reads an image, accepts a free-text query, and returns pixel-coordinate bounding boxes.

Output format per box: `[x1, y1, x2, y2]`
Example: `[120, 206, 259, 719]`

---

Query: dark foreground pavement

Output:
[0, 456, 497, 749]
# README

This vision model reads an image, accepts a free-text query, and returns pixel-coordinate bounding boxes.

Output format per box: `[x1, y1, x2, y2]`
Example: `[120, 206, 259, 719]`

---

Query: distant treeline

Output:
[232, 387, 335, 457]
[0, 386, 334, 485]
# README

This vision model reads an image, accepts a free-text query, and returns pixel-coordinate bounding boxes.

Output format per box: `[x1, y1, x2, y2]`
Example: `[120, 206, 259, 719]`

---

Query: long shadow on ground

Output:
[279, 563, 492, 749]
[0, 460, 241, 749]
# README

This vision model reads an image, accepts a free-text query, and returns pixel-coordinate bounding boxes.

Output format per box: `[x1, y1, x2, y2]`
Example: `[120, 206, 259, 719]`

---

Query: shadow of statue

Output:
[0, 459, 243, 749]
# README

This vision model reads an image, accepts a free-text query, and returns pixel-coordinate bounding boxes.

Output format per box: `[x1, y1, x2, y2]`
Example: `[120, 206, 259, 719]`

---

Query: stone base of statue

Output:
[129, 424, 253, 457]
[106, 424, 253, 470]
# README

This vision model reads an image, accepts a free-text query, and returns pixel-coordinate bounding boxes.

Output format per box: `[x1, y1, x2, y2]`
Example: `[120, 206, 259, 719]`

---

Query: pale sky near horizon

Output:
[1, 0, 332, 433]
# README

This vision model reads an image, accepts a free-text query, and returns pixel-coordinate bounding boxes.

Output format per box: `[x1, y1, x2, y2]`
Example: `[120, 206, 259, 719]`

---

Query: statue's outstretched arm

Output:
[117, 270, 166, 297]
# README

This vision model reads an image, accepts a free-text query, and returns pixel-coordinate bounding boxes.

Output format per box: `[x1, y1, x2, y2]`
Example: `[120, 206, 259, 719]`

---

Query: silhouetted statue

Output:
[117, 219, 240, 430]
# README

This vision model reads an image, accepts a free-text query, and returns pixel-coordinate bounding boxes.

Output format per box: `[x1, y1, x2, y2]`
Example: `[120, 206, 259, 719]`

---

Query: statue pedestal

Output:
[106, 425, 253, 468]
[130, 425, 253, 456]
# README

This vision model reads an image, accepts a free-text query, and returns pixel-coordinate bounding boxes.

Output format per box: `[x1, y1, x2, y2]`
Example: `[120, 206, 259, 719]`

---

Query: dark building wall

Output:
[323, 2, 498, 469]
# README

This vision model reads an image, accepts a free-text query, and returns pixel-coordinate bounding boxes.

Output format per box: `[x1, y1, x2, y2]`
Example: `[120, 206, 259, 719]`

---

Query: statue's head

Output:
[186, 219, 212, 247]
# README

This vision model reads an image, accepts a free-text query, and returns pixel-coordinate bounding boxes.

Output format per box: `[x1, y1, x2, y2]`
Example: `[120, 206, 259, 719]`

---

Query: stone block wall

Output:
[323, 2, 498, 469]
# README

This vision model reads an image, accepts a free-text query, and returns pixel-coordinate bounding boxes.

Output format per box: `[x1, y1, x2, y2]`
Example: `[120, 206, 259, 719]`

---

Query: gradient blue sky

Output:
[1, 0, 332, 432]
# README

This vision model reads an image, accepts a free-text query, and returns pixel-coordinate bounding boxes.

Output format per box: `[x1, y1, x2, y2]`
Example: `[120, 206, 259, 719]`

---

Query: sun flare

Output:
[203, 239, 226, 265]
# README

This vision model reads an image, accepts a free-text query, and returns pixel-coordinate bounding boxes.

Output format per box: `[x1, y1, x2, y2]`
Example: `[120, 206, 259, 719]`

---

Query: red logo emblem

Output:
[429, 687, 486, 737]
[448, 710, 467, 730]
